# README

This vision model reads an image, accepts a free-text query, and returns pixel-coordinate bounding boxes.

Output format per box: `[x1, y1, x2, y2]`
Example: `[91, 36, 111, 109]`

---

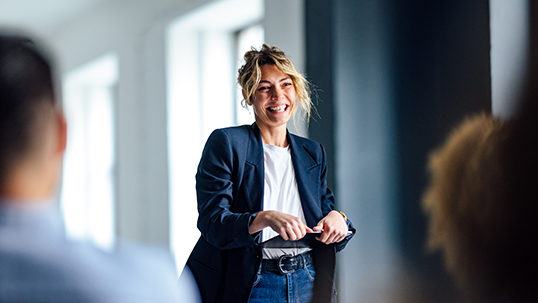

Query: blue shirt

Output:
[0, 198, 194, 302]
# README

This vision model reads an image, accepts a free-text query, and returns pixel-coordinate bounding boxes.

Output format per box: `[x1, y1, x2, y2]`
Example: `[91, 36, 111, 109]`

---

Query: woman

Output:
[186, 44, 355, 303]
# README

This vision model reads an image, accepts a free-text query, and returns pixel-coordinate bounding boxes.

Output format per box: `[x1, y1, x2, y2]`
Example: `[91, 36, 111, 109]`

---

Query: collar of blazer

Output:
[244, 122, 323, 225]
[246, 122, 319, 168]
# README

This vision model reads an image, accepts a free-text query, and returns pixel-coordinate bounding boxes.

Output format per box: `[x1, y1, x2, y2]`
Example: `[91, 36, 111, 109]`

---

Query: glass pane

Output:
[235, 24, 264, 126]
[61, 54, 118, 251]
[167, 0, 264, 271]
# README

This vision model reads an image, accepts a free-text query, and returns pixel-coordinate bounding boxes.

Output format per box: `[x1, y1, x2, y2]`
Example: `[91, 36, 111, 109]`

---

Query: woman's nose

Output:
[271, 87, 283, 100]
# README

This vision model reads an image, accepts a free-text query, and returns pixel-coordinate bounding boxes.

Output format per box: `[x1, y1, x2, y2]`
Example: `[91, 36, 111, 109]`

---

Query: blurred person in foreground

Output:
[422, 77, 538, 302]
[0, 32, 197, 302]
[185, 44, 355, 303]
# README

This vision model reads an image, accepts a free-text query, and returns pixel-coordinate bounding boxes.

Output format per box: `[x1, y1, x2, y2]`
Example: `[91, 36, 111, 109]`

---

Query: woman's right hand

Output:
[249, 210, 313, 240]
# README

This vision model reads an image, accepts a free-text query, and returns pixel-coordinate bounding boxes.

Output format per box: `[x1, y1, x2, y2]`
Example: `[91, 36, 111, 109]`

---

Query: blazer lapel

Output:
[243, 123, 264, 212]
[288, 134, 323, 226]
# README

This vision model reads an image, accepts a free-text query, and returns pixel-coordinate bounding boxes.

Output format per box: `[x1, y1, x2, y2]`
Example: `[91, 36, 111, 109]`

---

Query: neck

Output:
[0, 160, 57, 201]
[257, 123, 288, 147]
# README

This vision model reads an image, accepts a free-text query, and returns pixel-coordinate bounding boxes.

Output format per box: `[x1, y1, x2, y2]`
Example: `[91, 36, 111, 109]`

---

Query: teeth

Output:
[269, 105, 286, 112]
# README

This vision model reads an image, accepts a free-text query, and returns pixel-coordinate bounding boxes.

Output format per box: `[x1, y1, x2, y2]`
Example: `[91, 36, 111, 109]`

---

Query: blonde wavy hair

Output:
[237, 44, 313, 124]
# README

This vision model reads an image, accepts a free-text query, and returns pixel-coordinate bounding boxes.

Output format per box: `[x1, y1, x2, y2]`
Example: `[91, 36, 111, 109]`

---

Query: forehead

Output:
[259, 64, 289, 80]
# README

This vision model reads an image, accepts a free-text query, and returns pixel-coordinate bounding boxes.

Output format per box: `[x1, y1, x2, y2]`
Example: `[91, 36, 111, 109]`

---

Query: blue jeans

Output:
[247, 263, 315, 303]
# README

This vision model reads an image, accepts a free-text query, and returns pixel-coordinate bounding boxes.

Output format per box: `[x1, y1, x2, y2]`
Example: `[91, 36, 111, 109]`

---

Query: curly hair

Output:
[422, 113, 538, 302]
[237, 44, 313, 124]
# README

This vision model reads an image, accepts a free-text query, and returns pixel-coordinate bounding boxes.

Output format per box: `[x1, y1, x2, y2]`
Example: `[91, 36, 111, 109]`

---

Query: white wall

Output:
[48, 0, 214, 247]
[45, 0, 305, 253]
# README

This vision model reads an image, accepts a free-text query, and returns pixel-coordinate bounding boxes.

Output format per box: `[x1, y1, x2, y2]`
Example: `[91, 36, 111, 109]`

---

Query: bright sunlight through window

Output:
[167, 0, 264, 271]
[61, 53, 118, 251]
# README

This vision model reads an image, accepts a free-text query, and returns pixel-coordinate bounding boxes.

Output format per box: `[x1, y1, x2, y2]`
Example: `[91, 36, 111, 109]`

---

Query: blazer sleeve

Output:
[195, 129, 258, 250]
[318, 143, 356, 253]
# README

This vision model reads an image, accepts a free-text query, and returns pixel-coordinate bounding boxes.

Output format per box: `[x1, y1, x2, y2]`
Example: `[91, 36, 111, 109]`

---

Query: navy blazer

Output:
[186, 123, 355, 303]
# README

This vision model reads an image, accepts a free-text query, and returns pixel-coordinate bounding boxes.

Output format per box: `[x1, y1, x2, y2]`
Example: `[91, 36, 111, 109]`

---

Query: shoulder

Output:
[209, 124, 253, 142]
[82, 242, 185, 301]
[3, 239, 183, 302]
[216, 124, 253, 134]
[204, 124, 256, 152]
[78, 242, 184, 302]
[0, 208, 184, 302]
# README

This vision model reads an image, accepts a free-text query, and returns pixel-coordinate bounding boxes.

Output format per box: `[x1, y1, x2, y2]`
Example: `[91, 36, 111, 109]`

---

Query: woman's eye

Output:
[258, 86, 269, 91]
[283, 82, 293, 87]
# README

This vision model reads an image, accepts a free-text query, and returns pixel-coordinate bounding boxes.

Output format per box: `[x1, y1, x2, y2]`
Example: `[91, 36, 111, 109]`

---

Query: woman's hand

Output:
[249, 210, 313, 240]
[313, 210, 348, 244]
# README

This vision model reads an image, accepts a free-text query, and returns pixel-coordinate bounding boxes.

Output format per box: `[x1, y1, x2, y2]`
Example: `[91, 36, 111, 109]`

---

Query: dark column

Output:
[393, 0, 491, 299]
[305, 0, 336, 193]
[306, 0, 491, 302]
[529, 0, 538, 83]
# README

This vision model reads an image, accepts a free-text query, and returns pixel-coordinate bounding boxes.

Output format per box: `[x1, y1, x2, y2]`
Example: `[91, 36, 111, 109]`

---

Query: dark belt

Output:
[261, 251, 313, 275]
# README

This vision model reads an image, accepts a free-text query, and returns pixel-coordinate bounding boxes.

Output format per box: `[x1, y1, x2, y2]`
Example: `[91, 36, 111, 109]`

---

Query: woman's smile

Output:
[267, 104, 288, 112]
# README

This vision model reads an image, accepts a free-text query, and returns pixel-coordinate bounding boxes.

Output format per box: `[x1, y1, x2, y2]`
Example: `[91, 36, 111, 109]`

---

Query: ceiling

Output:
[0, 0, 112, 35]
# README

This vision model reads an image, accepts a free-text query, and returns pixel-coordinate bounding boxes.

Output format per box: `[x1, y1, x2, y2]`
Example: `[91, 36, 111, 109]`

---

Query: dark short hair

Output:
[0, 34, 56, 182]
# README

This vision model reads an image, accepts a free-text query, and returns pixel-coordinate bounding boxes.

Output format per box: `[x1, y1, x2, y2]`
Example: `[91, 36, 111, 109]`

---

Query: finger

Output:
[298, 223, 310, 239]
[324, 228, 343, 244]
[332, 232, 344, 244]
[330, 233, 344, 244]
[312, 226, 323, 232]
[314, 219, 326, 232]
[323, 229, 332, 242]
[315, 219, 325, 228]
[296, 225, 307, 240]
[287, 226, 299, 241]
[325, 233, 337, 244]
[298, 223, 307, 236]
[335, 230, 347, 243]
[319, 230, 331, 243]
[279, 228, 289, 241]
[285, 230, 295, 241]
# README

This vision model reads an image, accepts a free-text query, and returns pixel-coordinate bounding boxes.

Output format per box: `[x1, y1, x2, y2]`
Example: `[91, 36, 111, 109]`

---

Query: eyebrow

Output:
[259, 77, 291, 84]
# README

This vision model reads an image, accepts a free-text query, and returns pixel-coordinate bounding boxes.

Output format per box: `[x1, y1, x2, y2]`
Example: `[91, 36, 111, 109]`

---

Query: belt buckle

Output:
[278, 255, 298, 275]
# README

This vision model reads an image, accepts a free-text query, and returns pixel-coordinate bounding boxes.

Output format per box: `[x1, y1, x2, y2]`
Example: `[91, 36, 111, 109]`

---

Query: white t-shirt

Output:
[261, 143, 311, 259]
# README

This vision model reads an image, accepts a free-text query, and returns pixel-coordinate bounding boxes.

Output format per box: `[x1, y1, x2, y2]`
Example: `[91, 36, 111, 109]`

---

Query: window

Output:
[490, 0, 529, 117]
[167, 0, 264, 269]
[61, 53, 118, 251]
[235, 24, 264, 126]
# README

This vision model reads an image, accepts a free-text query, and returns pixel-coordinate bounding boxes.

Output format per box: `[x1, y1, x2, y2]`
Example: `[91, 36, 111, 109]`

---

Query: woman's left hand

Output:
[313, 210, 348, 244]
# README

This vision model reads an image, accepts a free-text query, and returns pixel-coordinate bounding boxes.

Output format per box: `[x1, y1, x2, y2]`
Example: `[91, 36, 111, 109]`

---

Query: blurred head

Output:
[423, 113, 538, 302]
[237, 44, 312, 126]
[0, 33, 65, 198]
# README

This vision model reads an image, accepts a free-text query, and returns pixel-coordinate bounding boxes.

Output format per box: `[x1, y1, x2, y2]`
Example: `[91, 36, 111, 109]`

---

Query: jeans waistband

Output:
[261, 251, 313, 275]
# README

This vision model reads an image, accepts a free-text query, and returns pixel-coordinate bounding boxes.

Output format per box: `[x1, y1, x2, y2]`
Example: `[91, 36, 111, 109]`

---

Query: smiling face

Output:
[249, 64, 296, 131]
